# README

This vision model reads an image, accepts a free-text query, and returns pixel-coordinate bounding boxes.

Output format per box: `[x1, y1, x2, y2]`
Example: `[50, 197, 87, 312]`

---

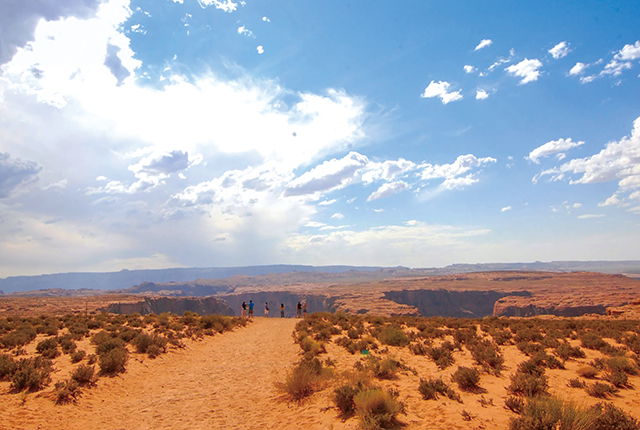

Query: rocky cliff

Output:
[101, 297, 234, 316]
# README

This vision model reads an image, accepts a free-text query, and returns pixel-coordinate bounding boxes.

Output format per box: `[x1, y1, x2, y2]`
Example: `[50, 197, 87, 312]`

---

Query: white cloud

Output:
[441, 174, 479, 190]
[367, 181, 409, 201]
[256, 45, 264, 54]
[528, 138, 585, 163]
[602, 41, 640, 77]
[198, 0, 238, 12]
[501, 206, 512, 212]
[569, 62, 587, 76]
[285, 221, 491, 266]
[475, 89, 489, 100]
[284, 152, 369, 197]
[237, 26, 253, 37]
[318, 199, 337, 206]
[262, 16, 270, 22]
[549, 41, 570, 59]
[475, 39, 492, 51]
[331, 212, 344, 219]
[464, 65, 476, 73]
[505, 59, 543, 84]
[420, 81, 462, 104]
[536, 116, 640, 206]
[615, 40, 640, 61]
[361, 158, 415, 184]
[578, 214, 605, 219]
[420, 154, 496, 185]
[0, 152, 42, 198]
[373, 209, 384, 213]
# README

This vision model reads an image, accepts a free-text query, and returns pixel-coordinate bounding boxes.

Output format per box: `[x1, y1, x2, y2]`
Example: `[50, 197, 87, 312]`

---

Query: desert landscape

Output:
[3, 269, 640, 429]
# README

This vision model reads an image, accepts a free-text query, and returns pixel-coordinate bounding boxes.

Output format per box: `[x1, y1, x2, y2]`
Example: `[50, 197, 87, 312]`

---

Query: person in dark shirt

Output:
[280, 303, 285, 318]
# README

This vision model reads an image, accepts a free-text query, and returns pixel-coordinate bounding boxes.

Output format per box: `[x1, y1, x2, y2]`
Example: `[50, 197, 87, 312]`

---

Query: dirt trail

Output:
[1, 318, 338, 430]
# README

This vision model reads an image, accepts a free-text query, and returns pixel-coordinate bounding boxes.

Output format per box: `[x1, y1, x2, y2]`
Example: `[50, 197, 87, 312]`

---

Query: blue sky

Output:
[1, 0, 639, 277]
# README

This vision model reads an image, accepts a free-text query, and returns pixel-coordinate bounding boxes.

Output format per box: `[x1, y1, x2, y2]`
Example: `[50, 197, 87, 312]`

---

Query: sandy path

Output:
[1, 318, 338, 430]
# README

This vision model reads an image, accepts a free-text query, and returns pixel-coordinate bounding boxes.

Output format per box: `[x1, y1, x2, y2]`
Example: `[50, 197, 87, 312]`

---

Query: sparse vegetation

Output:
[451, 366, 481, 391]
[354, 388, 403, 430]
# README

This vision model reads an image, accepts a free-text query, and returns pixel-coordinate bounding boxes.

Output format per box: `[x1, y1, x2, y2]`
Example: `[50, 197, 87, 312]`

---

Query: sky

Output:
[1, 0, 640, 277]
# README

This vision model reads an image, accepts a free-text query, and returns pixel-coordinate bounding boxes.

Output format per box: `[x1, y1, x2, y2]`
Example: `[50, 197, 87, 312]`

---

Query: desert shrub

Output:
[347, 327, 362, 339]
[354, 388, 403, 430]
[55, 379, 81, 405]
[71, 364, 95, 386]
[10, 357, 52, 392]
[277, 361, 321, 401]
[68, 323, 90, 339]
[453, 327, 479, 345]
[590, 402, 640, 430]
[606, 356, 638, 375]
[59, 336, 77, 354]
[0, 353, 16, 380]
[451, 366, 481, 391]
[488, 328, 513, 345]
[1, 326, 37, 349]
[554, 341, 586, 361]
[505, 396, 525, 414]
[377, 325, 410, 347]
[361, 356, 412, 380]
[508, 372, 548, 397]
[577, 365, 599, 378]
[334, 384, 359, 415]
[531, 352, 565, 370]
[604, 369, 629, 388]
[98, 347, 128, 375]
[94, 337, 125, 355]
[427, 342, 455, 369]
[132, 333, 168, 356]
[508, 397, 595, 430]
[418, 377, 461, 402]
[516, 341, 545, 356]
[568, 378, 586, 388]
[408, 342, 429, 356]
[36, 337, 60, 359]
[87, 354, 97, 365]
[586, 382, 618, 398]
[581, 332, 608, 350]
[513, 327, 543, 343]
[469, 339, 504, 375]
[299, 336, 325, 357]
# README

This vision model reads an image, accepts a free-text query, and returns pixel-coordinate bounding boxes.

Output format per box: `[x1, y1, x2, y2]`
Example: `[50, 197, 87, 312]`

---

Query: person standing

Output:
[280, 303, 285, 318]
[296, 301, 302, 318]
[302, 301, 308, 318]
[248, 300, 255, 319]
[264, 302, 270, 317]
[241, 301, 247, 318]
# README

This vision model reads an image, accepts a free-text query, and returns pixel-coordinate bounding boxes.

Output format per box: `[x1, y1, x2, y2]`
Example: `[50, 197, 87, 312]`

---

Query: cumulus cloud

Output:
[549, 41, 570, 59]
[569, 62, 587, 76]
[284, 152, 369, 197]
[0, 153, 42, 198]
[237, 25, 253, 37]
[198, 0, 238, 12]
[476, 89, 489, 100]
[0, 0, 102, 65]
[361, 159, 415, 184]
[475, 39, 492, 51]
[331, 213, 344, 219]
[256, 45, 264, 54]
[367, 181, 409, 201]
[505, 59, 543, 84]
[602, 40, 640, 77]
[528, 138, 585, 164]
[464, 65, 476, 73]
[420, 81, 462, 104]
[420, 154, 496, 186]
[535, 116, 640, 206]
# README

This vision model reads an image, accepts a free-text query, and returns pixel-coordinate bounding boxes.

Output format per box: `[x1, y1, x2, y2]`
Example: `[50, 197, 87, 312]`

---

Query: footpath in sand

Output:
[1, 318, 339, 430]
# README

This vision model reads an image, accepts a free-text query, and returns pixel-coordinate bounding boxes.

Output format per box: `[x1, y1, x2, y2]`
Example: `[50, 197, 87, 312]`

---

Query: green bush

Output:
[504, 396, 525, 414]
[469, 339, 504, 375]
[418, 377, 461, 402]
[98, 347, 128, 375]
[10, 357, 52, 392]
[451, 366, 481, 391]
[334, 384, 359, 415]
[605, 369, 630, 388]
[507, 372, 548, 397]
[0, 353, 16, 380]
[586, 382, 618, 399]
[590, 402, 640, 430]
[377, 325, 410, 347]
[70, 350, 86, 363]
[427, 342, 455, 369]
[354, 388, 403, 430]
[554, 342, 585, 361]
[581, 332, 608, 350]
[71, 364, 95, 386]
[0, 326, 37, 349]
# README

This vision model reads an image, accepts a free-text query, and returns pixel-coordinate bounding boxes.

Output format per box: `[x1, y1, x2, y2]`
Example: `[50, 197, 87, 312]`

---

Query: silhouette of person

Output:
[296, 301, 302, 318]
[280, 303, 285, 318]
[241, 301, 247, 318]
